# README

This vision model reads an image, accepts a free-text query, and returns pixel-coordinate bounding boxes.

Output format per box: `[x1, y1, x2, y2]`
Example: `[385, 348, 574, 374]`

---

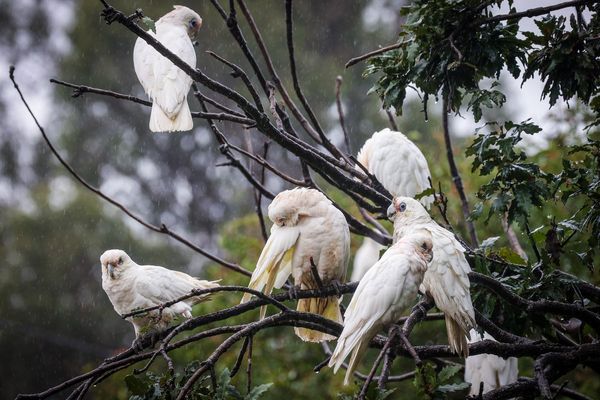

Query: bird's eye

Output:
[399, 202, 407, 212]
[189, 19, 197, 28]
[421, 242, 428, 250]
[118, 257, 123, 265]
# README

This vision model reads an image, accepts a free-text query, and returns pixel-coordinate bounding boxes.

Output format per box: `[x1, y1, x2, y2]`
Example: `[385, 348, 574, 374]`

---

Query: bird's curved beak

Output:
[107, 263, 115, 279]
[386, 204, 396, 220]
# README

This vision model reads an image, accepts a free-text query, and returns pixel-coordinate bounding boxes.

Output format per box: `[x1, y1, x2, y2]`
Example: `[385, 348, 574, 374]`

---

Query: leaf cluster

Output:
[126, 364, 272, 400]
[467, 120, 549, 227]
[413, 363, 469, 400]
[365, 0, 525, 117]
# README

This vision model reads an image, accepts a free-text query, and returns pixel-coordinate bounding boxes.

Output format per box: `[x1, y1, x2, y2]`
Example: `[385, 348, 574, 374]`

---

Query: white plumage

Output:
[388, 197, 476, 356]
[133, 6, 201, 132]
[241, 188, 350, 342]
[352, 128, 433, 280]
[328, 232, 433, 385]
[356, 128, 433, 208]
[465, 329, 518, 395]
[100, 249, 219, 338]
[350, 237, 385, 282]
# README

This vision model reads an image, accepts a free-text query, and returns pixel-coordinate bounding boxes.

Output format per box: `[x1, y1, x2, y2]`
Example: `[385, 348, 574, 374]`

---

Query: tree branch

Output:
[11, 66, 250, 277]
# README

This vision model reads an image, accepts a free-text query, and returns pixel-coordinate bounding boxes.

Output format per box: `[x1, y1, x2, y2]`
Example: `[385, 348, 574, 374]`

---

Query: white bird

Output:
[350, 237, 385, 282]
[356, 128, 433, 208]
[328, 232, 433, 385]
[352, 128, 433, 280]
[100, 249, 219, 339]
[388, 197, 476, 356]
[133, 6, 202, 132]
[464, 329, 518, 395]
[241, 188, 350, 342]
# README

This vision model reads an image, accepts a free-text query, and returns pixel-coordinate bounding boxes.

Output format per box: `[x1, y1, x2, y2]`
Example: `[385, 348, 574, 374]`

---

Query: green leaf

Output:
[479, 236, 500, 250]
[437, 382, 471, 393]
[125, 374, 150, 396]
[437, 364, 462, 383]
[245, 383, 273, 400]
[142, 16, 156, 32]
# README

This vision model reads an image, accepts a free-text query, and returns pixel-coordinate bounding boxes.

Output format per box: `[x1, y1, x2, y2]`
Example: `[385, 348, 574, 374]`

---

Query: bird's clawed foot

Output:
[330, 279, 343, 297]
[288, 284, 301, 300]
[131, 332, 160, 352]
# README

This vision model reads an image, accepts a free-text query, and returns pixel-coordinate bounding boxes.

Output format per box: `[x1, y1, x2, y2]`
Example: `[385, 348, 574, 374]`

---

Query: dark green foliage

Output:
[466, 120, 550, 227]
[523, 11, 600, 113]
[126, 365, 272, 400]
[365, 0, 525, 116]
[413, 363, 469, 400]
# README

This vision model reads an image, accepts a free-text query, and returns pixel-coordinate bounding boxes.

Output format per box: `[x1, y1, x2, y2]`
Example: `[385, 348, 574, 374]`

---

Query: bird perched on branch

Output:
[100, 249, 219, 342]
[464, 329, 518, 395]
[356, 128, 433, 206]
[241, 188, 350, 342]
[329, 232, 433, 385]
[351, 128, 433, 281]
[133, 6, 201, 132]
[388, 197, 476, 356]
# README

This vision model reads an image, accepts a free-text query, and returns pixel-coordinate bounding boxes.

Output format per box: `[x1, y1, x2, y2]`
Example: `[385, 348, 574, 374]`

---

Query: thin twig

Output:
[476, 0, 596, 25]
[11, 66, 250, 277]
[346, 42, 404, 68]
[442, 94, 478, 247]
[385, 109, 399, 131]
[335, 76, 351, 154]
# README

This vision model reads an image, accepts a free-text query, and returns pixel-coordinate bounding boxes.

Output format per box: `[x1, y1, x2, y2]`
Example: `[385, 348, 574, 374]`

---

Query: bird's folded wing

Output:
[241, 226, 300, 303]
[134, 266, 205, 305]
[133, 32, 157, 97]
[152, 29, 195, 117]
[332, 258, 408, 371]
[425, 227, 475, 328]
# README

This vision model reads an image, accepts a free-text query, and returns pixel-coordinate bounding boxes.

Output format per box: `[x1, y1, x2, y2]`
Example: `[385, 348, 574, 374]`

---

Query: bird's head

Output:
[268, 204, 300, 227]
[267, 188, 324, 227]
[386, 196, 430, 224]
[100, 249, 133, 280]
[162, 5, 202, 38]
[401, 231, 434, 263]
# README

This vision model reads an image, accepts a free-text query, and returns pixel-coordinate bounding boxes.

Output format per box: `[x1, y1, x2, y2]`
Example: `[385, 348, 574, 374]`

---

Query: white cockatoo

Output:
[133, 6, 202, 132]
[350, 237, 385, 282]
[328, 232, 434, 385]
[388, 197, 476, 356]
[100, 249, 219, 339]
[241, 188, 350, 342]
[351, 128, 433, 280]
[464, 329, 518, 395]
[356, 128, 433, 208]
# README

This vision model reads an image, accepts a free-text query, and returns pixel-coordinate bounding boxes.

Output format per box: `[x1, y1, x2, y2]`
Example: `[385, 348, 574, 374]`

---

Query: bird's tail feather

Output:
[149, 100, 193, 132]
[343, 341, 368, 385]
[446, 316, 469, 357]
[294, 295, 341, 342]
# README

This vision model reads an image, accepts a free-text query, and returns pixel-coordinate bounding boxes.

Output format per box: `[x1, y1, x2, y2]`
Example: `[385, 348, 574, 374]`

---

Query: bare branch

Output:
[346, 42, 404, 68]
[335, 76, 351, 154]
[11, 66, 249, 277]
[442, 94, 479, 247]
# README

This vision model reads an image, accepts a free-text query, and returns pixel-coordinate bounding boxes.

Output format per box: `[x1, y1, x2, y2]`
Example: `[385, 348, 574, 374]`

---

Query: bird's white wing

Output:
[151, 27, 195, 118]
[360, 130, 433, 207]
[133, 265, 211, 306]
[241, 225, 300, 304]
[330, 252, 411, 376]
[423, 226, 474, 327]
[133, 33, 157, 97]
